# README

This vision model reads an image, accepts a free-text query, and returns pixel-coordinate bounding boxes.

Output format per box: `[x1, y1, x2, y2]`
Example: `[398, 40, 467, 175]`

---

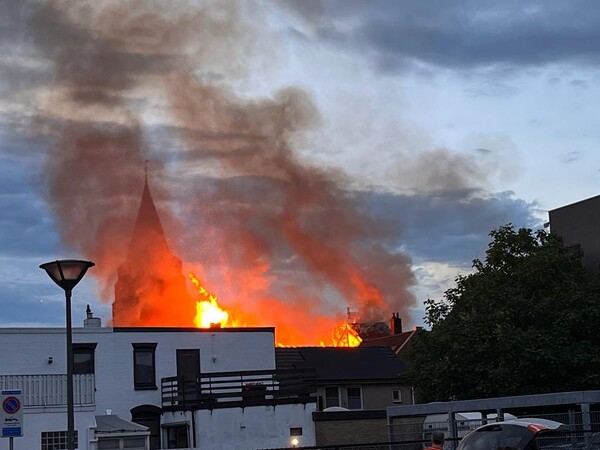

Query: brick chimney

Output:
[390, 313, 402, 335]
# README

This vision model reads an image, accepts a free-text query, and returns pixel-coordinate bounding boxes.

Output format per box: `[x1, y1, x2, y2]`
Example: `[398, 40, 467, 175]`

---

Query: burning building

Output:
[110, 174, 389, 347]
[113, 174, 195, 327]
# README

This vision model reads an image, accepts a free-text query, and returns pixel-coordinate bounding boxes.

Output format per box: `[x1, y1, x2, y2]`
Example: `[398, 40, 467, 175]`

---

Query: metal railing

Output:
[0, 374, 95, 407]
[389, 411, 600, 450]
[161, 368, 316, 410]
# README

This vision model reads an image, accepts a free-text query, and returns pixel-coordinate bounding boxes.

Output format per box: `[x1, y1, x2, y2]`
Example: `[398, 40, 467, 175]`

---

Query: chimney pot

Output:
[390, 313, 402, 335]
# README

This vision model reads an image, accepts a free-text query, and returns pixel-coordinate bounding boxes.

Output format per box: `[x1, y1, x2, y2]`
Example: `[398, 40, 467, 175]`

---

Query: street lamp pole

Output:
[40, 260, 94, 450]
[65, 288, 74, 450]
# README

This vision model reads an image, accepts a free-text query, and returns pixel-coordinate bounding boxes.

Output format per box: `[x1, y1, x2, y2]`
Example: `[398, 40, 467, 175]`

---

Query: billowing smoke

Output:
[12, 0, 423, 343]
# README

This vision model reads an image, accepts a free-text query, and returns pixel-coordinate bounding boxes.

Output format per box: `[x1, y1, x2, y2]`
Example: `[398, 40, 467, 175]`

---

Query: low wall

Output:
[313, 410, 388, 446]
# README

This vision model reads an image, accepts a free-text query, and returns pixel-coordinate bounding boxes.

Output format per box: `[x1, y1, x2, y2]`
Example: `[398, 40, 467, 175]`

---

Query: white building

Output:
[0, 316, 317, 450]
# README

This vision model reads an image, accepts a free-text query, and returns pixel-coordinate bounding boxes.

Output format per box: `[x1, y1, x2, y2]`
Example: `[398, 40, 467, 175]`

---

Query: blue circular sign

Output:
[2, 397, 20, 414]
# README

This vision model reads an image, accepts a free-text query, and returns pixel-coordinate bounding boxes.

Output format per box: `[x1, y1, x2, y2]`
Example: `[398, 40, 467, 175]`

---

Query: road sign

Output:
[1, 390, 23, 438]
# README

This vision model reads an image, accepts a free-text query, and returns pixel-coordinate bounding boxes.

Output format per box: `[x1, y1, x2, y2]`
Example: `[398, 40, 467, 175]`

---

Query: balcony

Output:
[0, 374, 95, 407]
[161, 368, 316, 411]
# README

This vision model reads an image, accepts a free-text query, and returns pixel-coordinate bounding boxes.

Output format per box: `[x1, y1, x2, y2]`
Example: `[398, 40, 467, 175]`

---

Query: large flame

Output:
[189, 272, 361, 347]
[331, 323, 363, 347]
[190, 273, 232, 328]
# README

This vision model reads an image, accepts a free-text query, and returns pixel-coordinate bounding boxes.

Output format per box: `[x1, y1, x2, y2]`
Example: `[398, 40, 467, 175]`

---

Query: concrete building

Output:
[548, 194, 600, 274]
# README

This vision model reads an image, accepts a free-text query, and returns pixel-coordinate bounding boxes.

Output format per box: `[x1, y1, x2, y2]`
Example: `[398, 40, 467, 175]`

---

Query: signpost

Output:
[1, 390, 23, 450]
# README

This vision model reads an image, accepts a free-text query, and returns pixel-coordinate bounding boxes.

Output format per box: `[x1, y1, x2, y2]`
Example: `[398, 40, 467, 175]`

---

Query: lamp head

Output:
[40, 259, 95, 291]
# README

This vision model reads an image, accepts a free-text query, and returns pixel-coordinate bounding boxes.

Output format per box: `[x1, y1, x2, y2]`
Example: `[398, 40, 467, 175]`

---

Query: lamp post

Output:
[40, 260, 95, 450]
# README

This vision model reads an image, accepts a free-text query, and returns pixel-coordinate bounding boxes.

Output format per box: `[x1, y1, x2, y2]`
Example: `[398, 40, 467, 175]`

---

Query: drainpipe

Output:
[191, 410, 197, 448]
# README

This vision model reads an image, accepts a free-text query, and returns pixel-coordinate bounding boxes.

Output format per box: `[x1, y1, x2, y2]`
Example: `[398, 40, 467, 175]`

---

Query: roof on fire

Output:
[359, 327, 421, 354]
[275, 346, 405, 382]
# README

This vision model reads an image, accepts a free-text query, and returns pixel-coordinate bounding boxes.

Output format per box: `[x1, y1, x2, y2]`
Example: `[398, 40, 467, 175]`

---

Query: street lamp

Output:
[40, 260, 95, 450]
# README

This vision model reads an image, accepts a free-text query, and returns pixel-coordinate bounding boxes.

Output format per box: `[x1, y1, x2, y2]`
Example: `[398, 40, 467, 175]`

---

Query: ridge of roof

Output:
[360, 328, 420, 353]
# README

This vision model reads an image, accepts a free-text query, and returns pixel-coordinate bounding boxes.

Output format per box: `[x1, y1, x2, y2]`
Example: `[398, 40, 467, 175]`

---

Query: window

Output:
[392, 388, 402, 404]
[290, 427, 303, 436]
[346, 386, 362, 410]
[73, 343, 97, 374]
[132, 343, 157, 390]
[165, 425, 189, 449]
[324, 386, 340, 408]
[41, 430, 78, 450]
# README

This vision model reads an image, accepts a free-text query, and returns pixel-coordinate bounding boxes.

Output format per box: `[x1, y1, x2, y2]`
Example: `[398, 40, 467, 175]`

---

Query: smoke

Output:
[10, 0, 420, 342]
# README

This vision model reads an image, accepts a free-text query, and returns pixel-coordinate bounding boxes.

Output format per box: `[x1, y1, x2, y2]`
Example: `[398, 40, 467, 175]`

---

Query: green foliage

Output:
[405, 224, 600, 402]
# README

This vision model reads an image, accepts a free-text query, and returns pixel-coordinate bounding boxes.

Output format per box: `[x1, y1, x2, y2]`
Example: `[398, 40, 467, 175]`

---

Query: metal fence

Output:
[260, 411, 600, 450]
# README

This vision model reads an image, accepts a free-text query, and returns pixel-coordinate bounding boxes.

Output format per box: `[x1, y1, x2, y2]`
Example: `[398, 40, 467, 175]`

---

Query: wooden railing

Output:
[161, 368, 316, 411]
[0, 374, 95, 407]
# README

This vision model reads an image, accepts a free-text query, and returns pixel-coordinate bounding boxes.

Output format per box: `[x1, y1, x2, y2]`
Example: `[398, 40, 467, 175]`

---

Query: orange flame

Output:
[189, 273, 231, 328]
[331, 323, 362, 347]
[189, 272, 362, 347]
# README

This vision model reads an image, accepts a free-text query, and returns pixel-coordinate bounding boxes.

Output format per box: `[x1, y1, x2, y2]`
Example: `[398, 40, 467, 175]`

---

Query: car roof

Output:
[478, 418, 566, 433]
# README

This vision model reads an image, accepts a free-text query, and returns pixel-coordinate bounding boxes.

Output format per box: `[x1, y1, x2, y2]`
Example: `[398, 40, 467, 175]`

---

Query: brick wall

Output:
[313, 410, 388, 446]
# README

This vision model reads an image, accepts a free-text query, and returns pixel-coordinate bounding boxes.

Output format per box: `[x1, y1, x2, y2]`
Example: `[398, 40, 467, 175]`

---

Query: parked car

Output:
[423, 412, 517, 447]
[456, 418, 567, 450]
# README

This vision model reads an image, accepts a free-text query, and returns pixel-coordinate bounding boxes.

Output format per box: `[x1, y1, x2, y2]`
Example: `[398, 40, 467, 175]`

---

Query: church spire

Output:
[125, 169, 170, 261]
[113, 167, 192, 327]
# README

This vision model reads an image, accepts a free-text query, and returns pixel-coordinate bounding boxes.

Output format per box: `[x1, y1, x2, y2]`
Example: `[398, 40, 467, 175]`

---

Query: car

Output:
[456, 418, 568, 450]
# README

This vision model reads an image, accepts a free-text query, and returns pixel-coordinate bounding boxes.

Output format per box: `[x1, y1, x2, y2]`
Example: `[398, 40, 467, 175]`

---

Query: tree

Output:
[404, 224, 600, 402]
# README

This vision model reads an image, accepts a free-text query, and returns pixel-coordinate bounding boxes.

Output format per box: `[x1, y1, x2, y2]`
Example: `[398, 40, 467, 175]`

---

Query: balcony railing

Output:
[161, 368, 316, 411]
[0, 374, 95, 407]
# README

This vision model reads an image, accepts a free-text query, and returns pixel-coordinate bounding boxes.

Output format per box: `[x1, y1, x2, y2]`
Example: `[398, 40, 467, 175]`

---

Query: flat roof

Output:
[549, 193, 600, 213]
[0, 326, 274, 334]
[114, 326, 274, 333]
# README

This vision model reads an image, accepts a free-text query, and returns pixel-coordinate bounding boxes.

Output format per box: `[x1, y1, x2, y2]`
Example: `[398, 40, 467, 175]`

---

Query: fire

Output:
[189, 273, 362, 347]
[332, 323, 362, 347]
[189, 273, 231, 328]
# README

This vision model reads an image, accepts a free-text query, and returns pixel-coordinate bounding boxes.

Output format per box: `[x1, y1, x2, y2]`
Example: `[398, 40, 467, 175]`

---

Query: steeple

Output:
[113, 172, 194, 327]
[125, 176, 170, 262]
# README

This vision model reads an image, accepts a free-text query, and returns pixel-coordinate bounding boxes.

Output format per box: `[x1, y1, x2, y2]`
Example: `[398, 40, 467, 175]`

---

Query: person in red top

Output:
[425, 431, 445, 450]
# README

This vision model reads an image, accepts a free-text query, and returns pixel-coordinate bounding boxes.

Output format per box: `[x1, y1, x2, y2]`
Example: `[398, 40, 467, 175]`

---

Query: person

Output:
[425, 431, 445, 450]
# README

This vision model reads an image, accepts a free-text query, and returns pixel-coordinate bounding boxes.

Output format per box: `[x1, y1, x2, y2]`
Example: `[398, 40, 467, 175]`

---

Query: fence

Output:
[0, 374, 95, 406]
[161, 368, 316, 411]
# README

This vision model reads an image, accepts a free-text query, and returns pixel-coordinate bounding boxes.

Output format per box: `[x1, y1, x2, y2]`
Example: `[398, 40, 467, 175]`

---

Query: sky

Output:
[0, 0, 599, 331]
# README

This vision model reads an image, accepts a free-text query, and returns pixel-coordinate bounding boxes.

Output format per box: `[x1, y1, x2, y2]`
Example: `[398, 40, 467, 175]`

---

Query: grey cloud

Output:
[356, 188, 540, 265]
[570, 79, 589, 89]
[285, 0, 600, 72]
[562, 151, 581, 163]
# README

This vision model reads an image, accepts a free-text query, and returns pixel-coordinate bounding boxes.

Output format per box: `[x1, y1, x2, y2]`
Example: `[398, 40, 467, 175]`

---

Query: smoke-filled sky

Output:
[0, 0, 597, 332]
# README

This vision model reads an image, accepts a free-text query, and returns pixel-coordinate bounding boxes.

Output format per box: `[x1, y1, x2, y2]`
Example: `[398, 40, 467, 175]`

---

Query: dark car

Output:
[456, 418, 568, 450]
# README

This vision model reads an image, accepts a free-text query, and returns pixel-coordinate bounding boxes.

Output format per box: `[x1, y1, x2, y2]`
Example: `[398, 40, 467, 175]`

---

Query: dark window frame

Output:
[346, 386, 362, 410]
[72, 343, 97, 375]
[164, 424, 189, 449]
[324, 386, 340, 408]
[392, 388, 402, 403]
[132, 343, 158, 390]
[41, 430, 79, 450]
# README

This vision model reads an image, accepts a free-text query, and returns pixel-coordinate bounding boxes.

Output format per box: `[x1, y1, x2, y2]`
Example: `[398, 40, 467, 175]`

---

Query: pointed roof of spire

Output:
[127, 175, 171, 258]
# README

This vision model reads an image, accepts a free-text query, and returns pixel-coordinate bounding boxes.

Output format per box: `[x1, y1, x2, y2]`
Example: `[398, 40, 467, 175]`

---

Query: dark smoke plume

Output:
[10, 0, 422, 342]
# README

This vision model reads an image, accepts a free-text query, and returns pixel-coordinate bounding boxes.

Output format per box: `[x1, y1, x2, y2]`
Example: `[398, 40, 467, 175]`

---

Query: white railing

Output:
[0, 374, 95, 407]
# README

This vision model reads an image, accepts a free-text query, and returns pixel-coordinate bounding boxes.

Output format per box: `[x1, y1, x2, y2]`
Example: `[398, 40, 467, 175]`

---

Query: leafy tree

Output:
[404, 224, 600, 402]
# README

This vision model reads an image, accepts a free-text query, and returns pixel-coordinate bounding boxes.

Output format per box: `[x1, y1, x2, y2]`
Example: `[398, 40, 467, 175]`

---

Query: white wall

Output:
[191, 404, 316, 450]
[0, 326, 279, 450]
